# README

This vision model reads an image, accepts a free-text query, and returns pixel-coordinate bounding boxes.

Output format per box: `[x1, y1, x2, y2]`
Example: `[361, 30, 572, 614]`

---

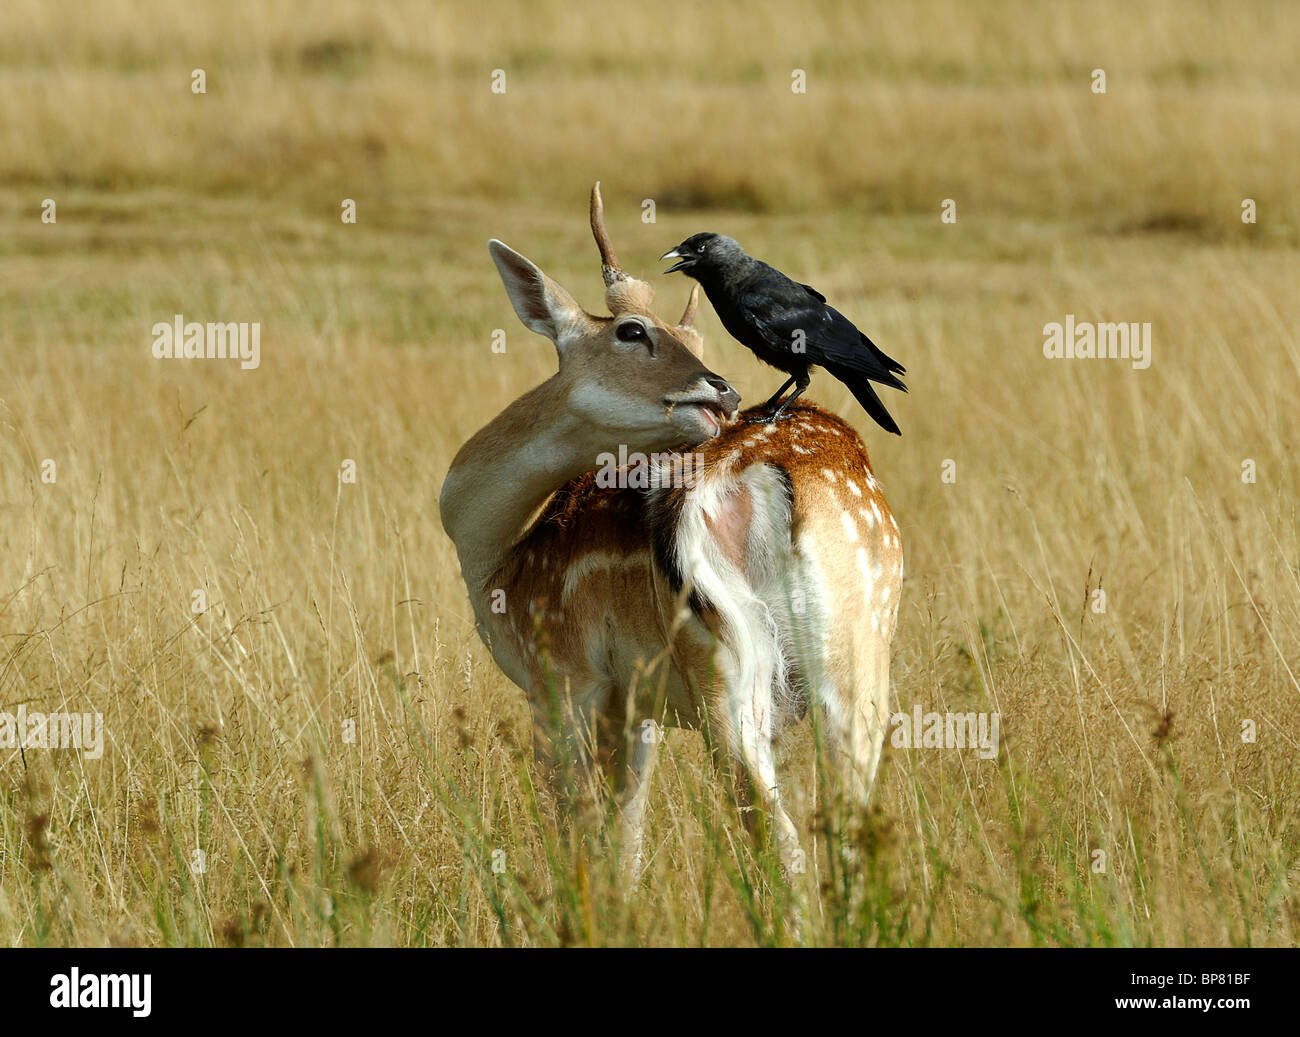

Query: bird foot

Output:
[744, 410, 796, 425]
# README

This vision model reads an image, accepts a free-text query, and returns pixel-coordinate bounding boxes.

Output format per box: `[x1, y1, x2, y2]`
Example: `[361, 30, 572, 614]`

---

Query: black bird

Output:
[661, 233, 906, 434]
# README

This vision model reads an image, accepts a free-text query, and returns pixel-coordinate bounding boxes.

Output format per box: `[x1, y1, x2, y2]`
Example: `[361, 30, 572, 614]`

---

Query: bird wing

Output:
[739, 289, 905, 385]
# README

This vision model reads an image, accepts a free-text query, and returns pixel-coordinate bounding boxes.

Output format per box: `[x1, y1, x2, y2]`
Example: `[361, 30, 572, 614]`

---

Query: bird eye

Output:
[697, 244, 707, 254]
[616, 322, 647, 343]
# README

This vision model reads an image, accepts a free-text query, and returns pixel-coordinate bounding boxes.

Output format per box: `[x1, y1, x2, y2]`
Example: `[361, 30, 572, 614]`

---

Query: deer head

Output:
[486, 183, 736, 450]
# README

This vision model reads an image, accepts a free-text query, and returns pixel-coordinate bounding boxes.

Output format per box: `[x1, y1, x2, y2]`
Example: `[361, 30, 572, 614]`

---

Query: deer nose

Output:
[705, 375, 741, 416]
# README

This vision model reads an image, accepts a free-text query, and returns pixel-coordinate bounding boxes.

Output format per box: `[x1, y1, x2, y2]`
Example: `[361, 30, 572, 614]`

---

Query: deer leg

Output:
[615, 732, 660, 887]
[528, 681, 609, 835]
[832, 605, 894, 809]
[800, 608, 893, 882]
[718, 653, 801, 875]
[846, 654, 892, 805]
[550, 680, 663, 886]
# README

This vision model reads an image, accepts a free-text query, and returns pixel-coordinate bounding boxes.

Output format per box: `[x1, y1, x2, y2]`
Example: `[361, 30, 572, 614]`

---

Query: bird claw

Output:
[745, 410, 795, 425]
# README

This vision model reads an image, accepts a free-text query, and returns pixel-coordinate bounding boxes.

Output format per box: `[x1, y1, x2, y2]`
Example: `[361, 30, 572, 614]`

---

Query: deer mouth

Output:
[665, 396, 730, 437]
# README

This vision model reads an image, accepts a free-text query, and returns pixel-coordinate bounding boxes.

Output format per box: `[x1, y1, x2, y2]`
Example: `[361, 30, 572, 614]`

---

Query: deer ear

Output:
[488, 240, 588, 353]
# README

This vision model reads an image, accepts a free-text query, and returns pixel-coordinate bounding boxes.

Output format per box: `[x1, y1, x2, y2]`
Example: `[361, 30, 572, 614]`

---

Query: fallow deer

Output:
[439, 185, 903, 878]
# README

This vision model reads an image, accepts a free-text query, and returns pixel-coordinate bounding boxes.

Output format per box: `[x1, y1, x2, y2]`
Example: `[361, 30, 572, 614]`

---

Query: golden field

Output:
[1, 0, 1298, 945]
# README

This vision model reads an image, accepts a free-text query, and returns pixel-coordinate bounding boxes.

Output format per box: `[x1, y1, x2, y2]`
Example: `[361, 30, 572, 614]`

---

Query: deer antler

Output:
[678, 283, 700, 328]
[590, 182, 655, 315]
[672, 283, 705, 358]
[590, 181, 625, 287]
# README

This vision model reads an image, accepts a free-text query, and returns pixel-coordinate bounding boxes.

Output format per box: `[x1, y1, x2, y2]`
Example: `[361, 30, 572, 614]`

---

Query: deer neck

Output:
[440, 375, 595, 598]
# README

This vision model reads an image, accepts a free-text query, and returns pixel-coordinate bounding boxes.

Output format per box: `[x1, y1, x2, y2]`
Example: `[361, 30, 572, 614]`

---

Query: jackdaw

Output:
[661, 233, 906, 434]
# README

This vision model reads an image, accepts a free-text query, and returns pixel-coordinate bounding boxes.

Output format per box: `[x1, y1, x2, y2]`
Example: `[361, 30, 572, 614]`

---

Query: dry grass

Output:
[1, 0, 1298, 946]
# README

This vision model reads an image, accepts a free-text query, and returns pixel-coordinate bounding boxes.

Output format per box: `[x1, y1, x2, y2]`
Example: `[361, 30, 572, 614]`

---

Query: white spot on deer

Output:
[856, 546, 873, 598]
[840, 510, 859, 543]
[822, 468, 837, 484]
[846, 480, 862, 498]
[560, 551, 644, 602]
[859, 507, 876, 528]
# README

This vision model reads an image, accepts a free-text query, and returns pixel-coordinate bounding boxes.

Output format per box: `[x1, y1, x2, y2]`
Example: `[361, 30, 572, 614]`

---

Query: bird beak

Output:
[660, 247, 694, 274]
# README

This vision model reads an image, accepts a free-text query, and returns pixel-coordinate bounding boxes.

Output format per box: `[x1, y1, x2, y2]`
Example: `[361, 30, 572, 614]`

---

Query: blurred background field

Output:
[1, 0, 1298, 946]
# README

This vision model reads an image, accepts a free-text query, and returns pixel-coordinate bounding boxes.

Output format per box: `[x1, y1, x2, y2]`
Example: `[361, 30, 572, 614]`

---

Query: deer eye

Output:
[616, 322, 648, 343]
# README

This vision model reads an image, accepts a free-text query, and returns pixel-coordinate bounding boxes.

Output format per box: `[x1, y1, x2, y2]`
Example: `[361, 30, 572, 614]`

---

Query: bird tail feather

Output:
[860, 331, 907, 379]
[840, 371, 902, 436]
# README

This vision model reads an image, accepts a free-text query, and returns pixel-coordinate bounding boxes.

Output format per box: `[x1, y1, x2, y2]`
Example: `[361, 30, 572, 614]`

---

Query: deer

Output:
[439, 184, 903, 881]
